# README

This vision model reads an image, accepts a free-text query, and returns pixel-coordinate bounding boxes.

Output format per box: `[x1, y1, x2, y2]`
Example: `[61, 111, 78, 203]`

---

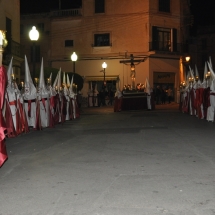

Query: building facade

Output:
[20, 0, 191, 99]
[0, 0, 23, 81]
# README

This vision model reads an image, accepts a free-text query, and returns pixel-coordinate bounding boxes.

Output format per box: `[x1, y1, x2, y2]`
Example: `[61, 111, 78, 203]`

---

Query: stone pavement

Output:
[1, 103, 215, 215]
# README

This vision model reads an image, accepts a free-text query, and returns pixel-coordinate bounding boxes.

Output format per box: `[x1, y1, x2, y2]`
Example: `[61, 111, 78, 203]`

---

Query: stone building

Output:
[0, 0, 23, 81]
[20, 0, 191, 99]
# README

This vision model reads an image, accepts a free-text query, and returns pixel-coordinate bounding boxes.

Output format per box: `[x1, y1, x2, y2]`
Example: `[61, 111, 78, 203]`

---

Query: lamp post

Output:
[102, 62, 107, 85]
[29, 26, 39, 80]
[71, 52, 78, 73]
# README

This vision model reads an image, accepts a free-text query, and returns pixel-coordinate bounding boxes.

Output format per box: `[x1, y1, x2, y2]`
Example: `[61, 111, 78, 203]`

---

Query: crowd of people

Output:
[0, 56, 80, 167]
[180, 58, 215, 122]
[155, 85, 173, 105]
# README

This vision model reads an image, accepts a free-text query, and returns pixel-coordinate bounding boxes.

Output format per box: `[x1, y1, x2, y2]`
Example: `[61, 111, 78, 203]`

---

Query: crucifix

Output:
[120, 54, 146, 89]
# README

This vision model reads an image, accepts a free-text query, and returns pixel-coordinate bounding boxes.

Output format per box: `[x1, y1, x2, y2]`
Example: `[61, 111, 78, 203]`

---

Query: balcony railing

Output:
[149, 42, 188, 54]
[4, 39, 24, 59]
[50, 8, 82, 17]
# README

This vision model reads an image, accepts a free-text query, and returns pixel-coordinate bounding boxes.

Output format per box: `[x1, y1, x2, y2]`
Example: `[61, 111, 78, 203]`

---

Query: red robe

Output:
[0, 66, 8, 167]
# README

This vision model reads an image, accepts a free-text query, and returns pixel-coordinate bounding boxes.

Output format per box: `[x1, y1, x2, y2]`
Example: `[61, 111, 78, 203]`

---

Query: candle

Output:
[11, 74, 15, 80]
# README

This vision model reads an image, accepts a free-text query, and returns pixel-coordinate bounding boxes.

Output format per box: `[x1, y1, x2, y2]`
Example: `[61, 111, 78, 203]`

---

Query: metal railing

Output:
[50, 8, 82, 17]
[149, 42, 188, 54]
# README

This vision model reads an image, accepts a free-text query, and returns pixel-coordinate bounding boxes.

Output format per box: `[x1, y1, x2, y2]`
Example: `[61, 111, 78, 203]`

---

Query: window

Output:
[31, 45, 40, 63]
[95, 0, 105, 13]
[65, 40, 73, 47]
[159, 0, 170, 13]
[94, 33, 110, 47]
[152, 26, 177, 52]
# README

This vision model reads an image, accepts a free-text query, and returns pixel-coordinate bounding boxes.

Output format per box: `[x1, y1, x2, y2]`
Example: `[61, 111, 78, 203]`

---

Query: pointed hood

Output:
[7, 57, 13, 83]
[69, 75, 74, 92]
[145, 77, 150, 94]
[39, 58, 49, 96]
[63, 72, 66, 85]
[53, 72, 59, 89]
[57, 68, 62, 92]
[49, 73, 52, 85]
[195, 65, 199, 78]
[203, 62, 208, 81]
[67, 74, 70, 87]
[24, 55, 37, 98]
[207, 61, 215, 81]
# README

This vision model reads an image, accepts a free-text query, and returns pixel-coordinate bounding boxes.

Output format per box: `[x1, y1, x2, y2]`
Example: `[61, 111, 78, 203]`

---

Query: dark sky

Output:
[20, 0, 82, 14]
[190, 0, 214, 26]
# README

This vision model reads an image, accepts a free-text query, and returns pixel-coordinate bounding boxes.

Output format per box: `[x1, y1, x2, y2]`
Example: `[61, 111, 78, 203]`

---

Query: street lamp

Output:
[102, 62, 107, 85]
[71, 52, 78, 73]
[0, 30, 7, 66]
[29, 26, 39, 80]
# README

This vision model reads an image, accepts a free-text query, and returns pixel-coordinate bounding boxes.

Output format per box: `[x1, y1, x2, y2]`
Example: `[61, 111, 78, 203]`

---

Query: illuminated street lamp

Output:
[102, 62, 107, 85]
[29, 26, 39, 80]
[71, 52, 78, 73]
[0, 30, 7, 66]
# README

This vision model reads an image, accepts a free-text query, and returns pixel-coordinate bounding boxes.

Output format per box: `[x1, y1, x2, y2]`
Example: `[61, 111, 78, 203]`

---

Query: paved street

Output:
[1, 103, 215, 215]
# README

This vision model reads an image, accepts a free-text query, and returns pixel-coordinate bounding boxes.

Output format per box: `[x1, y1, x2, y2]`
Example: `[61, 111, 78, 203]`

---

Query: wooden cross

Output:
[119, 54, 146, 89]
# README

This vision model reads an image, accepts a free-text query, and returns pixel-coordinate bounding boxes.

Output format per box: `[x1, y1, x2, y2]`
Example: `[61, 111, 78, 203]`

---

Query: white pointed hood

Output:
[69, 75, 74, 92]
[207, 61, 215, 81]
[24, 55, 37, 99]
[7, 57, 13, 84]
[69, 75, 75, 98]
[53, 72, 59, 89]
[39, 58, 49, 96]
[63, 72, 66, 85]
[194, 64, 201, 87]
[145, 77, 151, 94]
[57, 68, 62, 93]
[67, 74, 70, 87]
[49, 73, 52, 85]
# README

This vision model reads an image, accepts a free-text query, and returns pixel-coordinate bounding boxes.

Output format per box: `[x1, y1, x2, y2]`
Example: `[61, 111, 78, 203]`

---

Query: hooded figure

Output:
[5, 57, 28, 136]
[206, 62, 215, 122]
[61, 72, 69, 121]
[23, 56, 37, 128]
[69, 75, 79, 119]
[4, 57, 17, 137]
[145, 77, 152, 110]
[53, 69, 62, 123]
[36, 58, 50, 128]
[194, 65, 204, 119]
[114, 87, 122, 112]
[48, 72, 58, 127]
[64, 74, 70, 120]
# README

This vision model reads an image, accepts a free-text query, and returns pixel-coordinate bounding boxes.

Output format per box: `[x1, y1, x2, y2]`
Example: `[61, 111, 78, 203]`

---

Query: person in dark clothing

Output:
[98, 89, 106, 106]
[161, 87, 166, 104]
[155, 85, 161, 104]
[107, 88, 114, 105]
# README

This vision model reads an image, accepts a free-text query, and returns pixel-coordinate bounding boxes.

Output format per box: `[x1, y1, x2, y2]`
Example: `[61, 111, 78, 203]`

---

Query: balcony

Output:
[149, 42, 188, 55]
[3, 40, 24, 63]
[50, 8, 82, 17]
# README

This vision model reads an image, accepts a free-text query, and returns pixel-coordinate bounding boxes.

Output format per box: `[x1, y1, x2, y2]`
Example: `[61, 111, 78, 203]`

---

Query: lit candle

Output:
[35, 78, 39, 84]
[21, 81, 24, 87]
[11, 74, 15, 80]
